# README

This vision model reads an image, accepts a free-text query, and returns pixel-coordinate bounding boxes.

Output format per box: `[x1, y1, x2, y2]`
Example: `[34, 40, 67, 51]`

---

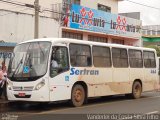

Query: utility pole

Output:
[34, 0, 39, 39]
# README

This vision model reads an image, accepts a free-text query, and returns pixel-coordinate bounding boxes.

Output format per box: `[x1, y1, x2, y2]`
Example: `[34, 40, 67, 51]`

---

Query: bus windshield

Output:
[8, 41, 51, 81]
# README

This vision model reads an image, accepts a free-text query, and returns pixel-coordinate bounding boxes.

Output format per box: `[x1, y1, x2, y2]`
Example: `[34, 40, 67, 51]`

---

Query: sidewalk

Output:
[0, 98, 9, 109]
[156, 84, 160, 92]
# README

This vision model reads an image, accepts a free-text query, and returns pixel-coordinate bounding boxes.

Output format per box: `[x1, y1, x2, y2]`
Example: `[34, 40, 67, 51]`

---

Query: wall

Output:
[0, 0, 119, 17]
[81, 0, 118, 14]
[0, 0, 55, 17]
[119, 12, 140, 20]
[0, 10, 60, 43]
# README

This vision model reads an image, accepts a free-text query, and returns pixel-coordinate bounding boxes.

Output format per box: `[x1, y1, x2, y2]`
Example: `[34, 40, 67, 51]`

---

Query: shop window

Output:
[69, 44, 92, 67]
[129, 49, 143, 68]
[62, 31, 83, 40]
[93, 46, 111, 67]
[143, 51, 156, 68]
[112, 39, 124, 45]
[112, 48, 128, 68]
[88, 35, 107, 43]
[98, 4, 111, 13]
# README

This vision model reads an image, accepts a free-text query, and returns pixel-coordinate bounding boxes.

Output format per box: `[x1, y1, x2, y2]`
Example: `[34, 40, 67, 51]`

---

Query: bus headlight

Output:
[35, 80, 45, 90]
[7, 85, 12, 90]
[7, 80, 13, 90]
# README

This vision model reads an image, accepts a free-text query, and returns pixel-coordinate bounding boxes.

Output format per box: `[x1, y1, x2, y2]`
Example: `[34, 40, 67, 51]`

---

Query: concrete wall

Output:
[81, 0, 118, 14]
[119, 12, 140, 20]
[0, 0, 118, 15]
[0, 0, 55, 17]
[0, 10, 60, 43]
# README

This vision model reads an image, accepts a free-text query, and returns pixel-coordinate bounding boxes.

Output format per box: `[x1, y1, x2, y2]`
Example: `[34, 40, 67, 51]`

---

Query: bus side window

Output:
[143, 51, 156, 68]
[50, 46, 69, 78]
[112, 48, 128, 68]
[69, 44, 92, 67]
[92, 46, 111, 67]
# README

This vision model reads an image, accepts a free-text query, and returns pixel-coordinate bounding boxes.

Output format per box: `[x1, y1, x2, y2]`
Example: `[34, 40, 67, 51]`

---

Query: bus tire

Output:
[71, 84, 85, 107]
[131, 81, 142, 99]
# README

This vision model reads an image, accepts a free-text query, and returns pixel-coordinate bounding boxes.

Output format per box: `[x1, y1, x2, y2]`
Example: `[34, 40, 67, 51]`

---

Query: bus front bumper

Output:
[7, 88, 50, 102]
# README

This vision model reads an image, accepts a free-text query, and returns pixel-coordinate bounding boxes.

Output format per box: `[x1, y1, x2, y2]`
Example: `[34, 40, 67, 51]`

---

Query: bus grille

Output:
[12, 86, 34, 91]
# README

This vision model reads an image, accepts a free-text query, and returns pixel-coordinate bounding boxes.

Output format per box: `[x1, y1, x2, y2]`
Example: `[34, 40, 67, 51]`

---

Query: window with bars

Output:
[112, 39, 124, 45]
[62, 31, 83, 40]
[88, 35, 107, 43]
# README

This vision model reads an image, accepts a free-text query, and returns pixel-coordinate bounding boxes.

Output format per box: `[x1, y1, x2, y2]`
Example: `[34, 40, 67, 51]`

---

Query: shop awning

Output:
[0, 42, 17, 47]
[142, 37, 160, 42]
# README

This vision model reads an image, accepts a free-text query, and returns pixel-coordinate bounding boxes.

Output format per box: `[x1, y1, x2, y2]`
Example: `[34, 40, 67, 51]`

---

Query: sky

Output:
[118, 0, 160, 25]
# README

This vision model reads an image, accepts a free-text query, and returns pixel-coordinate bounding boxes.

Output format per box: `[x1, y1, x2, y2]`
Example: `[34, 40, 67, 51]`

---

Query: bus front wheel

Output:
[131, 81, 142, 99]
[71, 84, 85, 107]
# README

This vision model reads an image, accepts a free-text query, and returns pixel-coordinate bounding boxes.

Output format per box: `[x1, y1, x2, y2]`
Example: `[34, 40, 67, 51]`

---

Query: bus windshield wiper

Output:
[38, 42, 45, 58]
[12, 54, 24, 78]
[25, 53, 32, 68]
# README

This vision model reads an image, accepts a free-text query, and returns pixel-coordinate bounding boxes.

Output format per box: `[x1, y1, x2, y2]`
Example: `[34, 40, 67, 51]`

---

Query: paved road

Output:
[1, 91, 160, 120]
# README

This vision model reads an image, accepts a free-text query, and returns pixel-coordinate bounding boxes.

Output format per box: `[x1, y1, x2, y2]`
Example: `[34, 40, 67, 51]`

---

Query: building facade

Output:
[60, 0, 141, 46]
[0, 0, 142, 67]
[142, 25, 160, 46]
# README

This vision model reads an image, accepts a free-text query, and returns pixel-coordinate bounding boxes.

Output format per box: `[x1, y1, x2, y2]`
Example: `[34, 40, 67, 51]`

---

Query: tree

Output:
[145, 45, 160, 57]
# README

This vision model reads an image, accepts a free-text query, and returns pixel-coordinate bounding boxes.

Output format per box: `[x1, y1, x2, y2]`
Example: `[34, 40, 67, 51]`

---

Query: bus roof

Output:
[19, 38, 156, 52]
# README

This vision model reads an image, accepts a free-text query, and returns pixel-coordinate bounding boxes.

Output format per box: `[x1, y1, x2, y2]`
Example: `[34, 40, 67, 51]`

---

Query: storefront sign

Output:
[0, 52, 12, 59]
[70, 4, 142, 39]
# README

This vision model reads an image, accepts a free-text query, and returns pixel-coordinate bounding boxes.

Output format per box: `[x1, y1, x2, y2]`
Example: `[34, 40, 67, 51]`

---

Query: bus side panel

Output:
[71, 67, 95, 97]
[143, 68, 158, 92]
[143, 51, 158, 92]
[130, 68, 144, 92]
[49, 67, 95, 102]
[112, 68, 132, 94]
[93, 68, 113, 97]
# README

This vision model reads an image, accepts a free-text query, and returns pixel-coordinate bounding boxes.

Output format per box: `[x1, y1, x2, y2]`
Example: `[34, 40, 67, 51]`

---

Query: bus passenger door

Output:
[49, 46, 71, 101]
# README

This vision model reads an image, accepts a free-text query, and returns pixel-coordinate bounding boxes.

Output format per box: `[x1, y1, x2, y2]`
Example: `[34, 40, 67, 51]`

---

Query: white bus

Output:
[7, 38, 159, 107]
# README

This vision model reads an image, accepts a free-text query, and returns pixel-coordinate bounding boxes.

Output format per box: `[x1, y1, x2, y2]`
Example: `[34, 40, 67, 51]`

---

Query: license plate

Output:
[18, 93, 26, 97]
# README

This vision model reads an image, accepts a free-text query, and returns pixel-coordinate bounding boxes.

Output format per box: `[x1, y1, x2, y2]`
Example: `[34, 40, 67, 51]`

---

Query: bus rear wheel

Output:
[71, 84, 85, 107]
[131, 81, 142, 99]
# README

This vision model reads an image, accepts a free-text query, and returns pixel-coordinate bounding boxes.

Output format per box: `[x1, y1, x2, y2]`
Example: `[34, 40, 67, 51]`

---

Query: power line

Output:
[0, 8, 32, 16]
[0, 0, 26, 7]
[125, 0, 160, 11]
[6, 0, 27, 5]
